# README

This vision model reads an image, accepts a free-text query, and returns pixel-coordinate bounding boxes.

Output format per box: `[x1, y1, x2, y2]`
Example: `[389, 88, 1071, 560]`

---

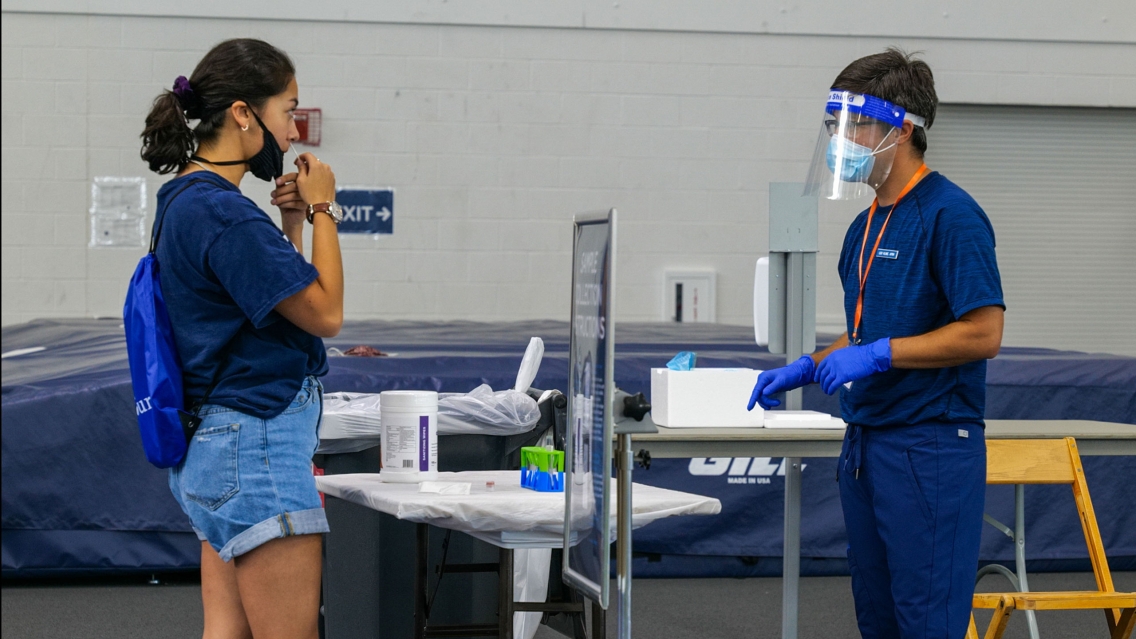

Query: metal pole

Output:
[415, 524, 429, 639]
[782, 458, 802, 639]
[499, 547, 515, 639]
[617, 432, 634, 639]
[785, 253, 805, 374]
[1015, 485, 1040, 639]
[781, 251, 806, 639]
[593, 599, 607, 639]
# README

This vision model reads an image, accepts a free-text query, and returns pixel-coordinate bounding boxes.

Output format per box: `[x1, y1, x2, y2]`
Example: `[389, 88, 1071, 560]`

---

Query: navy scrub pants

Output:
[839, 422, 986, 639]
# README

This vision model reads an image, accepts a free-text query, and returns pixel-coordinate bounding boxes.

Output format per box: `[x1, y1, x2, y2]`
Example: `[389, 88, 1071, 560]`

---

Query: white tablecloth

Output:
[317, 470, 720, 639]
[316, 470, 721, 536]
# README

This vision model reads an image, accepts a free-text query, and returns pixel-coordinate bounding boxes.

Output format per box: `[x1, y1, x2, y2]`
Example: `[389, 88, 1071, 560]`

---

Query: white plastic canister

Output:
[379, 390, 439, 482]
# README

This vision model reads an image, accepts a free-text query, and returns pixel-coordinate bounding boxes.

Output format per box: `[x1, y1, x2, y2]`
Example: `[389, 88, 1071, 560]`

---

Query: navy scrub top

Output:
[837, 171, 1005, 427]
[154, 171, 328, 420]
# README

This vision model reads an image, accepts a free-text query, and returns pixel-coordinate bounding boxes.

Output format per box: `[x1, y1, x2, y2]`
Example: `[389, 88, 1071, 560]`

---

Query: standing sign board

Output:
[563, 209, 616, 608]
[336, 187, 394, 235]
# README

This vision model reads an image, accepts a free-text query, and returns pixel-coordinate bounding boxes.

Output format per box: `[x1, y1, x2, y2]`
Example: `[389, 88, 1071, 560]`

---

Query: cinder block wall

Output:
[2, 11, 1132, 330]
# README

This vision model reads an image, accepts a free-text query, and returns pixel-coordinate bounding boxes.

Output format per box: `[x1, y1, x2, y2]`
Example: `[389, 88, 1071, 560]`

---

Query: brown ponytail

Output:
[140, 90, 196, 174]
[139, 39, 295, 175]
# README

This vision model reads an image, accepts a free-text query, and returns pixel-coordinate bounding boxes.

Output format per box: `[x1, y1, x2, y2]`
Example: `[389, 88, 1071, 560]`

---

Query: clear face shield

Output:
[804, 90, 926, 200]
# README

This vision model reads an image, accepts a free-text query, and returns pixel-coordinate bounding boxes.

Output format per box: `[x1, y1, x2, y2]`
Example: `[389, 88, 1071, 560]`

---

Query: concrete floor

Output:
[3, 571, 1132, 638]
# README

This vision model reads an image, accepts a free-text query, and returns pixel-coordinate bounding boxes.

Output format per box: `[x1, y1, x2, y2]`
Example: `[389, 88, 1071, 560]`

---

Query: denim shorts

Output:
[169, 376, 329, 562]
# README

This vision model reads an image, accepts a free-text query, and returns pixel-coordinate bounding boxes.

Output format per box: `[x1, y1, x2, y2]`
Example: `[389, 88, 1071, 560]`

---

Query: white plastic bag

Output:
[318, 336, 544, 447]
[319, 392, 383, 440]
[513, 548, 552, 639]
[319, 384, 541, 443]
[315, 437, 383, 455]
[437, 384, 540, 435]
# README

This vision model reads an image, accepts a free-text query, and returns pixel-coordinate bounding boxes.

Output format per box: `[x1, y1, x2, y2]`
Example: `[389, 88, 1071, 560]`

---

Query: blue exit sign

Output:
[335, 188, 393, 234]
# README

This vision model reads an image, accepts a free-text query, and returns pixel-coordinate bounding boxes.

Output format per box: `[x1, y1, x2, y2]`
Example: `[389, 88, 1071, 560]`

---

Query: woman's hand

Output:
[271, 172, 305, 251]
[275, 153, 343, 337]
[295, 153, 336, 206]
[271, 172, 305, 218]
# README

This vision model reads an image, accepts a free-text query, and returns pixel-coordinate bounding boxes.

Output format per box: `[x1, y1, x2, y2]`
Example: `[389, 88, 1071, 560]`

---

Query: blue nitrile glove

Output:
[667, 351, 697, 371]
[814, 338, 892, 395]
[747, 355, 816, 411]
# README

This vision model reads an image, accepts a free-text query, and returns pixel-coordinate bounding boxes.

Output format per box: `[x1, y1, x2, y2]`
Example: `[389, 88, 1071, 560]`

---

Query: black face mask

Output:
[188, 104, 285, 181]
[246, 109, 285, 182]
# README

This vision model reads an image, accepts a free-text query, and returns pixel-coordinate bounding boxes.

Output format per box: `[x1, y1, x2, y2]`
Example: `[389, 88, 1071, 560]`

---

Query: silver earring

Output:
[241, 124, 249, 131]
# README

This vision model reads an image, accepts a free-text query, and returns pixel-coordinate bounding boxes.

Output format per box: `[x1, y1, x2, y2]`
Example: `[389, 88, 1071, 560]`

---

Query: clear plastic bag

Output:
[317, 392, 384, 453]
[319, 384, 541, 445]
[437, 384, 540, 435]
[317, 337, 544, 452]
[315, 436, 383, 455]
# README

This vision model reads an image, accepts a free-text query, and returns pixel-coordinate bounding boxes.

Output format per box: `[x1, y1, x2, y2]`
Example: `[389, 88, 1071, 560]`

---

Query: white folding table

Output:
[629, 419, 1136, 639]
[316, 470, 720, 639]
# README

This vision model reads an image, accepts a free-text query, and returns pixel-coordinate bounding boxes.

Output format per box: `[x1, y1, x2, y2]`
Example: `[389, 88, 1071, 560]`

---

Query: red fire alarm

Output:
[294, 108, 322, 146]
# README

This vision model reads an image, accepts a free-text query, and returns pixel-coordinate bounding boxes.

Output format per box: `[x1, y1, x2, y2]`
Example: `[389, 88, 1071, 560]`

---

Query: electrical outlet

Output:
[663, 271, 716, 323]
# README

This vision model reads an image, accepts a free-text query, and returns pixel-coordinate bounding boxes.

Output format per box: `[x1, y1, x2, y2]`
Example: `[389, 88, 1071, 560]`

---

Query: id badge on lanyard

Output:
[851, 165, 928, 345]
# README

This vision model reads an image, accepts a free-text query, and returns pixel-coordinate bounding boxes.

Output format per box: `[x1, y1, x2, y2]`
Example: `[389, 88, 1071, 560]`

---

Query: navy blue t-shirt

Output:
[154, 171, 328, 419]
[837, 172, 1004, 427]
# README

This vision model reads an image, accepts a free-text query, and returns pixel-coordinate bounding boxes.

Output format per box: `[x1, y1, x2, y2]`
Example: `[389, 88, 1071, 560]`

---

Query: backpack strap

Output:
[189, 360, 225, 415]
[147, 176, 215, 442]
[180, 325, 245, 442]
[150, 178, 207, 254]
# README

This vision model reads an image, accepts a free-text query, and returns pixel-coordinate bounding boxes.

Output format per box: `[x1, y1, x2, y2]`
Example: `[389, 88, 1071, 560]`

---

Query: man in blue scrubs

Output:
[749, 49, 1005, 638]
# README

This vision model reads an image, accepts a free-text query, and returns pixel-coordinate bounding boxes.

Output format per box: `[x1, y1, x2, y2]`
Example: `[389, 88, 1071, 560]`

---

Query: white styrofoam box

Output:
[650, 367, 763, 428]
[762, 410, 846, 429]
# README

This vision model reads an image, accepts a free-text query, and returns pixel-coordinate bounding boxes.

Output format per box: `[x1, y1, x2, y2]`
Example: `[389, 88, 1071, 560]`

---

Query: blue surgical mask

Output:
[826, 136, 876, 183]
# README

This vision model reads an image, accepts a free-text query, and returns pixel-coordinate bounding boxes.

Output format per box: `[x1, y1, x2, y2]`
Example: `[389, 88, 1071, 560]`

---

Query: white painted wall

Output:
[8, 0, 1135, 43]
[2, 6, 1134, 341]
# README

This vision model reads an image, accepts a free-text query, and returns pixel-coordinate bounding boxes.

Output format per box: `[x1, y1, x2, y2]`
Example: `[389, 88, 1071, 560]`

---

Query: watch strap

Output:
[306, 202, 334, 224]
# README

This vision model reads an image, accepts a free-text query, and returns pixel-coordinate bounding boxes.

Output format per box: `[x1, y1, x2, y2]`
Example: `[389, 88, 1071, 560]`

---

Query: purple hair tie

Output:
[171, 76, 203, 119]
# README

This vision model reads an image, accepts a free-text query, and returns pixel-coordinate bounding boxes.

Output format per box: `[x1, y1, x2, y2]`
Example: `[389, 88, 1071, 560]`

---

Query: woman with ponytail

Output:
[140, 39, 342, 639]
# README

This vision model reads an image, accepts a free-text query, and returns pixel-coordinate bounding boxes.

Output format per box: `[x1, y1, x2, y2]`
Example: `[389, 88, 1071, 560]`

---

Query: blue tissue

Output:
[666, 351, 697, 371]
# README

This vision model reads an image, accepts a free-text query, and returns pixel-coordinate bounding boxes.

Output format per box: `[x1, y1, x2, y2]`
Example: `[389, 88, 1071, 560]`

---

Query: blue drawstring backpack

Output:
[124, 179, 204, 468]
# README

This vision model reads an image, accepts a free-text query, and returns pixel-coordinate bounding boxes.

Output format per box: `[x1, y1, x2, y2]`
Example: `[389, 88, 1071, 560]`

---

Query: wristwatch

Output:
[306, 201, 343, 224]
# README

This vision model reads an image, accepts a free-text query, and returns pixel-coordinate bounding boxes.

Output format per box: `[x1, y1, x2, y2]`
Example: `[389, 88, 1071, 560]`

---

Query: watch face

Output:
[328, 201, 344, 222]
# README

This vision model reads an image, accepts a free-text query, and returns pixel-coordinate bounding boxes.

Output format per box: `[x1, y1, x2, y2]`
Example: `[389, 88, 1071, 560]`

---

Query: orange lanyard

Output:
[851, 165, 929, 344]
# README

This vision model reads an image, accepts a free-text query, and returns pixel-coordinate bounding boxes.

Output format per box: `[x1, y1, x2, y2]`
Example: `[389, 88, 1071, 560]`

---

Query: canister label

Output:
[419, 415, 429, 471]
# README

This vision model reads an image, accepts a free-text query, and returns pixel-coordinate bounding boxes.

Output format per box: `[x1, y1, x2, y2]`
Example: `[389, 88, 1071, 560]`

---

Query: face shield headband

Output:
[803, 90, 926, 200]
[827, 90, 924, 129]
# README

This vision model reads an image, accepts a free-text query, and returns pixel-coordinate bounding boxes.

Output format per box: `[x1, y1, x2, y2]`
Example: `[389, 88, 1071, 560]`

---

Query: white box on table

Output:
[650, 368, 763, 428]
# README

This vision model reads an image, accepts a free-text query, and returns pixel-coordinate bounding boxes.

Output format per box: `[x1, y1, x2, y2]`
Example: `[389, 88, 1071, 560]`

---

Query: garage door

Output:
[926, 104, 1136, 356]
